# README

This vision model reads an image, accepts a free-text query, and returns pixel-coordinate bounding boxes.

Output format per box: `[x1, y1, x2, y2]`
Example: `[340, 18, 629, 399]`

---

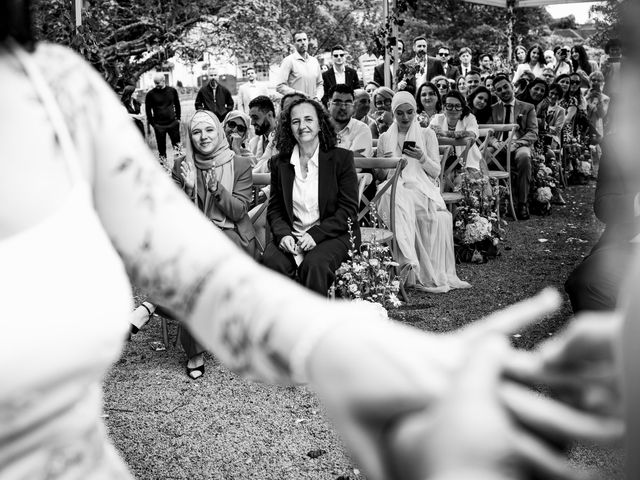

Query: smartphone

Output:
[402, 141, 416, 151]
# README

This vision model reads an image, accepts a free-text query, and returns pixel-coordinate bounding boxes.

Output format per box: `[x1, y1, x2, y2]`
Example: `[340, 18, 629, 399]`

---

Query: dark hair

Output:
[479, 53, 492, 62]
[280, 92, 306, 110]
[413, 36, 427, 45]
[514, 45, 527, 63]
[366, 81, 380, 90]
[493, 73, 511, 88]
[415, 82, 442, 114]
[548, 83, 564, 98]
[292, 31, 307, 41]
[514, 78, 529, 92]
[249, 95, 275, 115]
[458, 47, 472, 57]
[438, 45, 450, 53]
[517, 78, 549, 105]
[328, 83, 355, 100]
[1, 0, 34, 49]
[526, 45, 546, 68]
[483, 74, 495, 85]
[570, 44, 592, 75]
[331, 44, 346, 54]
[275, 98, 337, 154]
[245, 66, 256, 73]
[442, 90, 471, 118]
[121, 85, 136, 102]
[555, 73, 570, 84]
[465, 70, 481, 80]
[466, 86, 492, 123]
[605, 38, 621, 55]
[566, 72, 585, 102]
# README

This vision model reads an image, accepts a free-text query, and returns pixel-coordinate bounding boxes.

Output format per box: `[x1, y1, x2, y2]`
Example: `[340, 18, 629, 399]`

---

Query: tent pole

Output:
[383, 0, 391, 87]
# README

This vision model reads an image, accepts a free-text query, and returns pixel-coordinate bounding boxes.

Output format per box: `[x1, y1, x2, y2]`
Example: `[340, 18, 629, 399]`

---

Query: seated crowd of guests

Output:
[135, 35, 624, 379]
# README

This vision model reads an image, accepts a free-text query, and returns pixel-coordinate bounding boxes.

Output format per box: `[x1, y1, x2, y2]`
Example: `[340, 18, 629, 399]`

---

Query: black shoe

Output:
[516, 204, 530, 220]
[187, 364, 205, 380]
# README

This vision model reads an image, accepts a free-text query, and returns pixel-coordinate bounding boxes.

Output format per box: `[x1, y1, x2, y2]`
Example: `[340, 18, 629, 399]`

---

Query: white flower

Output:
[536, 186, 552, 203]
[349, 284, 358, 293]
[369, 258, 380, 267]
[578, 161, 592, 176]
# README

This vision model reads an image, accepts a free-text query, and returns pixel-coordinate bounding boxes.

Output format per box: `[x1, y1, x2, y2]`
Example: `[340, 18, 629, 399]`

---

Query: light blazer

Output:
[172, 154, 255, 243]
[267, 147, 360, 247]
[489, 99, 538, 147]
[321, 66, 361, 105]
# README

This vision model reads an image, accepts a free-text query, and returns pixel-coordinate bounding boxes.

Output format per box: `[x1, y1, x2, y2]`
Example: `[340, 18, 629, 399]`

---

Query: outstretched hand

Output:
[306, 289, 615, 480]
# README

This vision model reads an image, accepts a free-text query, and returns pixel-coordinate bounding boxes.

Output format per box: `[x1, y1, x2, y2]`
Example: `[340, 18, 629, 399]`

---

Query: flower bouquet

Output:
[563, 123, 593, 186]
[453, 171, 503, 263]
[333, 217, 402, 309]
[529, 145, 560, 216]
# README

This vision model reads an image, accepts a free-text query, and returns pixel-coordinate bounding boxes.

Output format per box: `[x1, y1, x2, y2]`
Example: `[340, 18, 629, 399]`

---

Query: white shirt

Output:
[336, 117, 373, 156]
[276, 51, 324, 100]
[249, 131, 277, 173]
[237, 81, 269, 113]
[290, 145, 320, 237]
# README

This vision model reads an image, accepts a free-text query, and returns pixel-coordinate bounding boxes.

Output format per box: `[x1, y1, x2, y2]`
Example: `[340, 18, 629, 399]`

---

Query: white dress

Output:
[376, 124, 471, 293]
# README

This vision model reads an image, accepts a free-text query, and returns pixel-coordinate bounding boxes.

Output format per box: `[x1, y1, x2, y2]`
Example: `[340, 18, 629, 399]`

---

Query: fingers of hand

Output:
[500, 382, 624, 444]
[462, 288, 561, 340]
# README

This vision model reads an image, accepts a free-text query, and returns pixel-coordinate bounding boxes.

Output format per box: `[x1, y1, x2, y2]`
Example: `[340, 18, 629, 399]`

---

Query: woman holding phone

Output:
[376, 92, 470, 292]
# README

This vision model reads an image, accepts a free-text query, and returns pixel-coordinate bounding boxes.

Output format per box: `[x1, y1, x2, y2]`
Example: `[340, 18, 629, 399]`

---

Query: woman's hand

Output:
[430, 124, 444, 136]
[230, 133, 244, 154]
[180, 160, 195, 191]
[279, 235, 297, 254]
[296, 232, 316, 252]
[205, 170, 219, 194]
[403, 145, 425, 163]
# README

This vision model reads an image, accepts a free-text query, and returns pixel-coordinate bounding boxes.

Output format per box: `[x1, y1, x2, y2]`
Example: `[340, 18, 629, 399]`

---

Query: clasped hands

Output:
[180, 162, 219, 194]
[306, 290, 623, 480]
[279, 233, 316, 254]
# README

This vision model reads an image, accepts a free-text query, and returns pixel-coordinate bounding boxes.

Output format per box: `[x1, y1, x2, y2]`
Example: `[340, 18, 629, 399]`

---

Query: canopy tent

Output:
[462, 0, 593, 63]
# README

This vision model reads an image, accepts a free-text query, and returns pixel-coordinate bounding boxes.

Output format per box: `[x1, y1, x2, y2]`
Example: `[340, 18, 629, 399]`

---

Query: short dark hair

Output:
[280, 92, 306, 110]
[328, 84, 355, 100]
[493, 73, 511, 88]
[438, 45, 450, 53]
[275, 98, 337, 154]
[548, 83, 564, 97]
[413, 36, 427, 45]
[331, 44, 346, 54]
[465, 71, 481, 80]
[1, 0, 34, 49]
[458, 47, 472, 57]
[248, 95, 275, 115]
[605, 38, 621, 54]
[245, 66, 256, 73]
[480, 53, 492, 62]
[292, 31, 307, 41]
[442, 90, 471, 118]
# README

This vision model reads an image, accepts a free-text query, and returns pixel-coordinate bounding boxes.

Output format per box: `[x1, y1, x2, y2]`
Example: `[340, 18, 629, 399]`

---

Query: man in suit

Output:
[194, 74, 234, 122]
[402, 36, 444, 89]
[457, 47, 478, 79]
[374, 39, 405, 89]
[565, 137, 640, 312]
[488, 74, 538, 220]
[321, 45, 361, 106]
[436, 45, 460, 80]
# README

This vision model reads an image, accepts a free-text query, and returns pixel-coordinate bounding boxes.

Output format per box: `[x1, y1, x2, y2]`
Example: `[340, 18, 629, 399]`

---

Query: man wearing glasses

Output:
[328, 84, 373, 157]
[321, 45, 361, 106]
[437, 46, 460, 80]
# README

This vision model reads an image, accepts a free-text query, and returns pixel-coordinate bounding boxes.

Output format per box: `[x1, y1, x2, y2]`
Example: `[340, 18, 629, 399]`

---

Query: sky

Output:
[545, 1, 603, 24]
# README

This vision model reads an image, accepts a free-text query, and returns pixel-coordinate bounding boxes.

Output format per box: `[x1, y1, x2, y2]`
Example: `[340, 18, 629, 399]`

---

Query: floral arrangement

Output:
[333, 216, 402, 309]
[453, 171, 503, 263]
[529, 145, 560, 216]
[562, 119, 594, 185]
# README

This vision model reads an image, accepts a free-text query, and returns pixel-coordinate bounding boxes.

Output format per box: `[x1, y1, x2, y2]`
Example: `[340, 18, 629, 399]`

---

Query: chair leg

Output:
[161, 316, 169, 347]
[174, 324, 181, 348]
[506, 179, 518, 221]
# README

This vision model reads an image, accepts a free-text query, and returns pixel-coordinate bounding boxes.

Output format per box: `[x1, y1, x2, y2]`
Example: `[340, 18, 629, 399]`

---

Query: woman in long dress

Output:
[376, 91, 470, 293]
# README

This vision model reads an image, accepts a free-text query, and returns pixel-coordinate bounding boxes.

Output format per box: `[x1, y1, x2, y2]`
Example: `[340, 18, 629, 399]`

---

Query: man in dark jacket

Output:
[195, 75, 234, 122]
[145, 73, 182, 164]
[321, 45, 361, 106]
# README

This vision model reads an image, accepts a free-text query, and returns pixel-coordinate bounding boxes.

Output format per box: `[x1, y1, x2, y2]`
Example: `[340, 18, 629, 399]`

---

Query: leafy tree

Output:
[32, 0, 222, 88]
[589, 0, 626, 49]
[549, 15, 577, 30]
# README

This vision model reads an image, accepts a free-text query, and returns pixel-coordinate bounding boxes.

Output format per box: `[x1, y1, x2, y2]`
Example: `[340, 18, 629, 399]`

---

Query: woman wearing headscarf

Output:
[376, 92, 470, 293]
[120, 85, 144, 137]
[222, 109, 255, 164]
[171, 110, 256, 378]
[370, 86, 395, 139]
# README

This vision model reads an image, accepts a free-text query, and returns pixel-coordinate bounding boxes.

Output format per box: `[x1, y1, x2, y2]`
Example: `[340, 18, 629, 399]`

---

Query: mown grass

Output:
[104, 181, 623, 479]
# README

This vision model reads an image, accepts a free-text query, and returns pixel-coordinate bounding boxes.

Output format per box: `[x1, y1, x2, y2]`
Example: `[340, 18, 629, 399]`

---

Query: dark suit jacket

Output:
[172, 154, 255, 244]
[440, 63, 460, 80]
[194, 80, 234, 122]
[374, 62, 392, 89]
[321, 66, 361, 105]
[267, 147, 360, 247]
[593, 136, 640, 247]
[403, 56, 445, 82]
[489, 99, 538, 147]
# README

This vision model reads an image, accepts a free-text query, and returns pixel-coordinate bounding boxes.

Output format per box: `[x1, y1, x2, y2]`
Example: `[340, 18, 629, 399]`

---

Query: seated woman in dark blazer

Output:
[263, 98, 359, 296]
[170, 110, 256, 379]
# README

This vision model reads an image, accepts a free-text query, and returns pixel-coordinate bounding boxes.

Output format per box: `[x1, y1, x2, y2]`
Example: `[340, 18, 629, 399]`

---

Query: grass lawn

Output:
[104, 180, 624, 479]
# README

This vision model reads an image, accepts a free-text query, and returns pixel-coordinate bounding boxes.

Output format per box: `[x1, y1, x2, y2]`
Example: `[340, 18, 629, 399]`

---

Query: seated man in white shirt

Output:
[353, 88, 375, 129]
[248, 95, 278, 173]
[327, 84, 373, 157]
